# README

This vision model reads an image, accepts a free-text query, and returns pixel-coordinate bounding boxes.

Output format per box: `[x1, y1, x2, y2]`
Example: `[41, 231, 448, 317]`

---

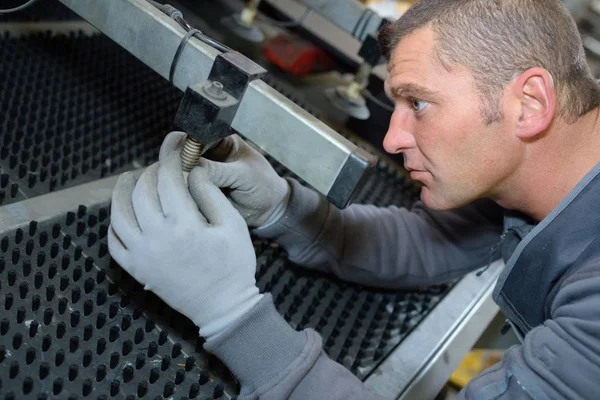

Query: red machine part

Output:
[263, 33, 334, 75]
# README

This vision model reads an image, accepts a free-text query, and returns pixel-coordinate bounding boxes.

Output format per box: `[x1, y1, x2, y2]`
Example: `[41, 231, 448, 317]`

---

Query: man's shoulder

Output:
[558, 250, 600, 288]
[549, 242, 600, 315]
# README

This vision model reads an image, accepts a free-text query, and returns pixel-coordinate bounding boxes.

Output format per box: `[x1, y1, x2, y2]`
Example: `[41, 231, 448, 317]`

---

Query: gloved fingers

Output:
[157, 152, 208, 225]
[108, 227, 148, 287]
[131, 163, 165, 232]
[111, 172, 142, 242]
[107, 225, 128, 265]
[195, 158, 241, 189]
[188, 167, 245, 226]
[204, 134, 240, 162]
[159, 131, 187, 161]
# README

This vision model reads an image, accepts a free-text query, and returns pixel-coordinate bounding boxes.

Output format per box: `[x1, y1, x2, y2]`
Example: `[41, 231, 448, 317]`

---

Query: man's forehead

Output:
[386, 50, 429, 75]
[386, 27, 437, 72]
[384, 28, 464, 90]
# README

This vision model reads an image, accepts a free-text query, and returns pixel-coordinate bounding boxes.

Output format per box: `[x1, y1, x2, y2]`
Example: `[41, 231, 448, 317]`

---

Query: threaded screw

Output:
[180, 136, 206, 173]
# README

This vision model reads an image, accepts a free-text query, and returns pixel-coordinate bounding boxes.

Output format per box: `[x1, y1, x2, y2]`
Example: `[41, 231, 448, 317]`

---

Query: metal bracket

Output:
[174, 51, 267, 144]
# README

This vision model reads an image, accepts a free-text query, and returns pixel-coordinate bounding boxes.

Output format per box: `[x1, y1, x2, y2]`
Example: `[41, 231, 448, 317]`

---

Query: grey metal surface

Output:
[289, 0, 383, 41]
[57, 0, 376, 204]
[0, 172, 138, 236]
[233, 80, 358, 195]
[365, 261, 503, 399]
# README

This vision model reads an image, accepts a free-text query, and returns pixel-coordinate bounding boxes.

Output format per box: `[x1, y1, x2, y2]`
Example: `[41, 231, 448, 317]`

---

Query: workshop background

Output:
[0, 0, 598, 399]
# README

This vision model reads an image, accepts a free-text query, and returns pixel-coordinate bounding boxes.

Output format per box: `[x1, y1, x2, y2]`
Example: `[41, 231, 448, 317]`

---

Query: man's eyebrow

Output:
[388, 83, 437, 99]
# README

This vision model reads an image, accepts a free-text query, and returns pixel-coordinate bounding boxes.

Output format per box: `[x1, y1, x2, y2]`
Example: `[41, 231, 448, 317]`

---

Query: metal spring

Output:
[180, 136, 205, 172]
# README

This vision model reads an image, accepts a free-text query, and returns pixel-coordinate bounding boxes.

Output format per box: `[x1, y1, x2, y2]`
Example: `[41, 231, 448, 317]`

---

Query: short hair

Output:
[378, 0, 600, 124]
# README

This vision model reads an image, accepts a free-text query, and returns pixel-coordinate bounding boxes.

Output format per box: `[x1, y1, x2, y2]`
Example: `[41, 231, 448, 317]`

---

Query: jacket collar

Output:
[493, 162, 600, 334]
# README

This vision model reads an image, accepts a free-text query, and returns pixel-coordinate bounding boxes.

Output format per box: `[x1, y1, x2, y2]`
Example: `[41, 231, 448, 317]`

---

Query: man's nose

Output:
[383, 109, 416, 154]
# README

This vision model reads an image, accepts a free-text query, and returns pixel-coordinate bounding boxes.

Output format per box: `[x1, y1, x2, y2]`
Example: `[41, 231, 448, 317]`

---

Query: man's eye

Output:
[411, 99, 428, 112]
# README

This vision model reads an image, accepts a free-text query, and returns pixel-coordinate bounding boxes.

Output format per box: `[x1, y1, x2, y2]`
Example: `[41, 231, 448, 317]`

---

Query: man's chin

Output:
[420, 187, 461, 210]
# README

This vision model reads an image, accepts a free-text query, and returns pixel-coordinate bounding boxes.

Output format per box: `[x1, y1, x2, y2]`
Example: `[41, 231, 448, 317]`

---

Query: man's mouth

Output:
[407, 167, 428, 183]
[405, 165, 424, 173]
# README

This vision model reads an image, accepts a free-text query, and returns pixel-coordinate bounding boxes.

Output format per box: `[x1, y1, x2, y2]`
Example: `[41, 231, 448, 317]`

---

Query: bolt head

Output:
[202, 81, 227, 100]
[208, 81, 223, 95]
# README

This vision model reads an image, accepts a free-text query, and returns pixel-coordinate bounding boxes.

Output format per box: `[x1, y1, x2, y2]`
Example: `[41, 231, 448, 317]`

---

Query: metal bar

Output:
[267, 0, 383, 41]
[263, 0, 362, 64]
[232, 80, 355, 195]
[57, 0, 219, 95]
[364, 261, 503, 399]
[0, 172, 141, 236]
[57, 0, 375, 205]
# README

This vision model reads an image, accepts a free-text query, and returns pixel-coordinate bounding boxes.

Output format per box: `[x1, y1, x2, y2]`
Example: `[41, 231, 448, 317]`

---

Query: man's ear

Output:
[509, 67, 556, 139]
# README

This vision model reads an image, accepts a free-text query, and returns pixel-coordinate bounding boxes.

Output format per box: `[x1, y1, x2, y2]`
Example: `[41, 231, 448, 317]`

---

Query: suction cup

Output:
[221, 14, 265, 43]
[325, 86, 371, 120]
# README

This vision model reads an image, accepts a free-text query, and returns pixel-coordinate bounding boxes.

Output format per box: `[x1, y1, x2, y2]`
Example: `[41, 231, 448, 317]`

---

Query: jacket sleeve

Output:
[204, 294, 389, 400]
[458, 261, 600, 399]
[254, 179, 504, 288]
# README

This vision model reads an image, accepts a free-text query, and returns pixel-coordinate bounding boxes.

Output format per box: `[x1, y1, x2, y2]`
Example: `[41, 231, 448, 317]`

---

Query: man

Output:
[108, 0, 600, 398]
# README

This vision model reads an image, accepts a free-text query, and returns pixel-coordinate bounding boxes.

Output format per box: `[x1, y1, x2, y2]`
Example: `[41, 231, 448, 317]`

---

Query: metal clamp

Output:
[174, 51, 267, 144]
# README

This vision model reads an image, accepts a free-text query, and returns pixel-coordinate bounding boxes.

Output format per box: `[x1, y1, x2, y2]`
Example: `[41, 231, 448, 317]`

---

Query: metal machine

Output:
[0, 1, 503, 399]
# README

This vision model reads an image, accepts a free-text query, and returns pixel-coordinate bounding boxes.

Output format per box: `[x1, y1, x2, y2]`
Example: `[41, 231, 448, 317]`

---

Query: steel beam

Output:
[267, 0, 384, 41]
[365, 261, 503, 399]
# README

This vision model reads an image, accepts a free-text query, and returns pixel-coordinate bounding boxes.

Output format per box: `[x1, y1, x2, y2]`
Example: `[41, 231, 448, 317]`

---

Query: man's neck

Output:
[494, 109, 600, 222]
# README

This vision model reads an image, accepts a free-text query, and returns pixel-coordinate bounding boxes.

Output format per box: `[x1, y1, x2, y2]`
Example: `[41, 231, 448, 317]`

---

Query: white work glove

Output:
[160, 131, 290, 228]
[108, 137, 263, 340]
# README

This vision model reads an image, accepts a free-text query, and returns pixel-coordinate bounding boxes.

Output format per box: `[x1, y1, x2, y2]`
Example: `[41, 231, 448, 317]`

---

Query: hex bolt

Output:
[203, 81, 226, 100]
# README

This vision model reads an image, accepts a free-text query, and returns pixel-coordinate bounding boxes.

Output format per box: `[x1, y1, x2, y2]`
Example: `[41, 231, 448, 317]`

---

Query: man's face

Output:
[384, 27, 522, 209]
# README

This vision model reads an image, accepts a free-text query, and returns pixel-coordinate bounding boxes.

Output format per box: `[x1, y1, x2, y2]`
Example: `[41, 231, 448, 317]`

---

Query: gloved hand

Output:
[160, 131, 290, 228]
[108, 139, 263, 340]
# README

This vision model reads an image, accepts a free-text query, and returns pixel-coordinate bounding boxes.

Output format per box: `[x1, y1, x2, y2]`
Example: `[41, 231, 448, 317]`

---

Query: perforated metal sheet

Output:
[0, 182, 446, 399]
[0, 32, 182, 206]
[0, 207, 235, 399]
[0, 0, 79, 22]
[0, 30, 450, 398]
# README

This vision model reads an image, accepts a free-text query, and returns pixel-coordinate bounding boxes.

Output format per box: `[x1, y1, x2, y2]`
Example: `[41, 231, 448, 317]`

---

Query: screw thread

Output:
[180, 137, 206, 172]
